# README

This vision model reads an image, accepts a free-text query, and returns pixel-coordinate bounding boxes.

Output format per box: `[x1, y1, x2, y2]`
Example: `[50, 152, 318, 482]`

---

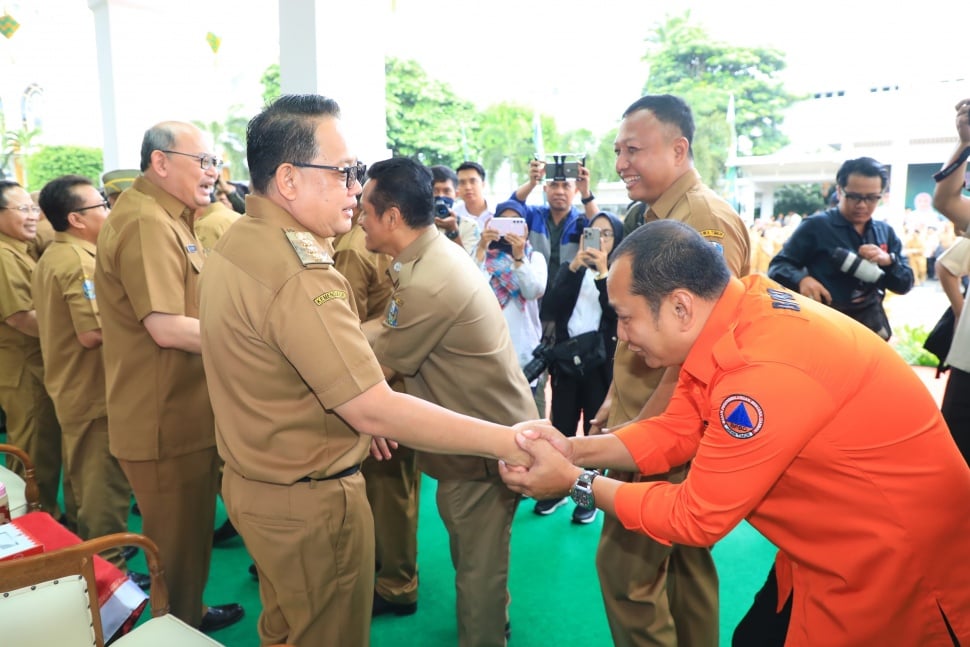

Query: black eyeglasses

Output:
[291, 161, 367, 189]
[1, 205, 41, 215]
[160, 150, 224, 171]
[76, 200, 110, 213]
[842, 192, 883, 205]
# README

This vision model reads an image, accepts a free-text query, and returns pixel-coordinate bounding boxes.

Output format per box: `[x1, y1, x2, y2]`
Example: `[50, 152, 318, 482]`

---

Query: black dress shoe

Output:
[372, 592, 417, 617]
[198, 603, 245, 633]
[131, 502, 141, 516]
[248, 562, 259, 580]
[128, 571, 151, 591]
[121, 545, 138, 562]
[212, 519, 239, 546]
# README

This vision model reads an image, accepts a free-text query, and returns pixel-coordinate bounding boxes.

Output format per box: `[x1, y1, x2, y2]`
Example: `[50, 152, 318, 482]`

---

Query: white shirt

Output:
[567, 269, 603, 338]
[938, 237, 970, 371]
[456, 200, 494, 232]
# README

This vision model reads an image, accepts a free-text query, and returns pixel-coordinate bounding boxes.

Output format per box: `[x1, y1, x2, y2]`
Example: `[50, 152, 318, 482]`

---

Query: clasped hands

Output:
[499, 420, 584, 499]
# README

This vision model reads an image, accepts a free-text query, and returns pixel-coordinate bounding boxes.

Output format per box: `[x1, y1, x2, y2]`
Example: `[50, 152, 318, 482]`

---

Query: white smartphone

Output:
[488, 217, 528, 239]
[583, 227, 601, 251]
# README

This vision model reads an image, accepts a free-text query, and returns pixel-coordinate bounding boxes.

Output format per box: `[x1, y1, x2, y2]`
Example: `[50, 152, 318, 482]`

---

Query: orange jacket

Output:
[614, 275, 970, 646]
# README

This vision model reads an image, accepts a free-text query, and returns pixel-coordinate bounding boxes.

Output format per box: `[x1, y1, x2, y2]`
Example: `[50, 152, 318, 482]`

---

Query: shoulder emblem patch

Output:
[313, 290, 347, 305]
[82, 279, 96, 300]
[386, 296, 402, 327]
[719, 394, 764, 439]
[285, 230, 333, 266]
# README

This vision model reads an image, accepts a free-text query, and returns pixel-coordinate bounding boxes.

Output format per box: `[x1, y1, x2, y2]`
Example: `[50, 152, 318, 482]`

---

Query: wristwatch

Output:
[570, 469, 599, 508]
[581, 193, 596, 205]
[445, 229, 459, 240]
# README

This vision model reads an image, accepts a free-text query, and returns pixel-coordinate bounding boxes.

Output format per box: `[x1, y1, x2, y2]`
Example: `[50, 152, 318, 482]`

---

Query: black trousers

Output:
[550, 366, 610, 438]
[941, 367, 970, 467]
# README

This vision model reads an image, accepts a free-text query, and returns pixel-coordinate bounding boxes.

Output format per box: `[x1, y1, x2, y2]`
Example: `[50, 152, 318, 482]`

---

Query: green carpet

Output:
[124, 475, 776, 646]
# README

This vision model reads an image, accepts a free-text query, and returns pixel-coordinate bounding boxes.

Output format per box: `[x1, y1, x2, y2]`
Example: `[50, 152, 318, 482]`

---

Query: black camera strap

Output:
[933, 146, 970, 183]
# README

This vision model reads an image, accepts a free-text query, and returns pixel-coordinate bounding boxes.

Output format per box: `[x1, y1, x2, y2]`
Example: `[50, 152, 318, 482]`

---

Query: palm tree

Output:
[2, 126, 42, 186]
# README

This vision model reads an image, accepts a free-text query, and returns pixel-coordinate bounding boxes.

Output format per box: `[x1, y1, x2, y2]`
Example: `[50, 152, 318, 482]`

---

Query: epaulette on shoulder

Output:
[284, 229, 333, 267]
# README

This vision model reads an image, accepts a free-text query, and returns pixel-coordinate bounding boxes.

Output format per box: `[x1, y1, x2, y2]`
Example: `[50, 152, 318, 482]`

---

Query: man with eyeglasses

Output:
[0, 180, 64, 519]
[94, 121, 244, 632]
[769, 156, 914, 340]
[199, 94, 542, 647]
[32, 175, 134, 573]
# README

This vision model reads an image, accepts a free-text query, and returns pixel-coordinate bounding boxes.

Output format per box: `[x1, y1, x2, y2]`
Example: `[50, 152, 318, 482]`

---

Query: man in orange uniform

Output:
[502, 220, 970, 646]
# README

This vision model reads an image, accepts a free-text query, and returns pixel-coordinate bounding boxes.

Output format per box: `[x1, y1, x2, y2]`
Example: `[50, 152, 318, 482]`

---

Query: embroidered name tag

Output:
[313, 290, 347, 305]
[699, 229, 725, 239]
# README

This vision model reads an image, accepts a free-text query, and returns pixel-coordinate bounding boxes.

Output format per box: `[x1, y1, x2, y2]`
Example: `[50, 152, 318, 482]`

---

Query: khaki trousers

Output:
[436, 476, 520, 647]
[0, 365, 63, 516]
[61, 416, 130, 568]
[363, 445, 420, 605]
[224, 466, 374, 647]
[596, 465, 719, 647]
[119, 447, 219, 627]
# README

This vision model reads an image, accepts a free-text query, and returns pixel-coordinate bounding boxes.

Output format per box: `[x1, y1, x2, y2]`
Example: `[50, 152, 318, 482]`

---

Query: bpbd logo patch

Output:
[719, 394, 764, 439]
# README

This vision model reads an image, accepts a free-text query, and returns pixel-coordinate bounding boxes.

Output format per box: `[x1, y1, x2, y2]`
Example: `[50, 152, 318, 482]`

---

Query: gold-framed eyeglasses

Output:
[291, 161, 367, 189]
[76, 200, 110, 213]
[842, 192, 883, 205]
[160, 150, 224, 171]
[2, 205, 41, 215]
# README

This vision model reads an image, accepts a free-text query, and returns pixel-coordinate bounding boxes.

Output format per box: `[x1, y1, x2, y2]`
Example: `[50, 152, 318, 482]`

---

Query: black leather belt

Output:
[296, 464, 360, 483]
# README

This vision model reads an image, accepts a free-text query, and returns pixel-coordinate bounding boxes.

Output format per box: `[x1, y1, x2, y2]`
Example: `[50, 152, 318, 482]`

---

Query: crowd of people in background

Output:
[1, 92, 969, 647]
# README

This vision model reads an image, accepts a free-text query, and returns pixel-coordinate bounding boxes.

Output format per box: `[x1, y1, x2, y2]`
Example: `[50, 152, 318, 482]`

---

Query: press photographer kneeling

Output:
[768, 157, 914, 339]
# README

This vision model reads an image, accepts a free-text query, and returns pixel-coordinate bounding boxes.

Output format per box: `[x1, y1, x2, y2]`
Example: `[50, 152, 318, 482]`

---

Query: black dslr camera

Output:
[522, 342, 556, 382]
[434, 196, 454, 218]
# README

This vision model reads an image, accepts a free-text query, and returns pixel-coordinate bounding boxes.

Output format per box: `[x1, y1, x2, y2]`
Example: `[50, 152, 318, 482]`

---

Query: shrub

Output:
[25, 146, 104, 192]
[892, 324, 939, 367]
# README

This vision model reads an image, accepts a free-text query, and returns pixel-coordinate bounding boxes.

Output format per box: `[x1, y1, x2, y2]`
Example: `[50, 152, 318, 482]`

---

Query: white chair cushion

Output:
[112, 613, 225, 646]
[0, 574, 98, 647]
[0, 465, 28, 518]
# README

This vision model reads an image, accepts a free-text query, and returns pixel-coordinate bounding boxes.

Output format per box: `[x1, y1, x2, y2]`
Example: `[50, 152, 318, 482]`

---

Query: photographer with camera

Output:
[509, 156, 601, 294]
[430, 165, 480, 255]
[475, 201, 547, 394]
[529, 212, 623, 524]
[768, 157, 913, 340]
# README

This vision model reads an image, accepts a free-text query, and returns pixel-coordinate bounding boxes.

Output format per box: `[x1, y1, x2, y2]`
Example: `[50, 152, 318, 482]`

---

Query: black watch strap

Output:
[581, 193, 596, 205]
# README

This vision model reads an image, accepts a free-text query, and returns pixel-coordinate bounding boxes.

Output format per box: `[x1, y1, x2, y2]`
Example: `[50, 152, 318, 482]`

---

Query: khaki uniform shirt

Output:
[610, 168, 751, 428]
[31, 232, 105, 424]
[333, 221, 393, 321]
[194, 202, 240, 254]
[27, 218, 56, 261]
[373, 228, 538, 481]
[94, 176, 213, 461]
[0, 232, 41, 389]
[199, 194, 384, 484]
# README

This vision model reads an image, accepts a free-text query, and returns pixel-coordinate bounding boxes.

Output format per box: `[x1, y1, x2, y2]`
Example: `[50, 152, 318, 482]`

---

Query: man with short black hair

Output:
[200, 95, 541, 647]
[768, 156, 913, 339]
[429, 164, 479, 254]
[361, 156, 538, 646]
[455, 161, 493, 230]
[503, 219, 970, 646]
[33, 175, 132, 570]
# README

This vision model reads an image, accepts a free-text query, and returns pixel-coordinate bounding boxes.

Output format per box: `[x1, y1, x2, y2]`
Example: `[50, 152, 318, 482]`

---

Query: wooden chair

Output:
[0, 531, 225, 646]
[0, 442, 41, 518]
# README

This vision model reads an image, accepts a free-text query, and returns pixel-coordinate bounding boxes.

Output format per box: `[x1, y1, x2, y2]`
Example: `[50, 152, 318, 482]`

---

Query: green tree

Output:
[193, 110, 250, 180]
[2, 126, 42, 186]
[25, 146, 103, 192]
[642, 12, 799, 187]
[773, 183, 826, 218]
[587, 127, 619, 186]
[385, 57, 478, 168]
[260, 63, 280, 107]
[475, 103, 541, 187]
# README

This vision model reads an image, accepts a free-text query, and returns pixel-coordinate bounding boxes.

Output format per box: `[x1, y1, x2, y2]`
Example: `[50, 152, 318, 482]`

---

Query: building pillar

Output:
[278, 0, 389, 164]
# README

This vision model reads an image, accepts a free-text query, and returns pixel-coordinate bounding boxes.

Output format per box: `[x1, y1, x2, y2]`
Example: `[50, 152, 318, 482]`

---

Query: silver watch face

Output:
[570, 471, 597, 508]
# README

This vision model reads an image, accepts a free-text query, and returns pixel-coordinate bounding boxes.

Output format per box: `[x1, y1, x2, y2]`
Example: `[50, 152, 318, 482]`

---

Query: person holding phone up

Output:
[476, 201, 548, 394]
[534, 211, 624, 523]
